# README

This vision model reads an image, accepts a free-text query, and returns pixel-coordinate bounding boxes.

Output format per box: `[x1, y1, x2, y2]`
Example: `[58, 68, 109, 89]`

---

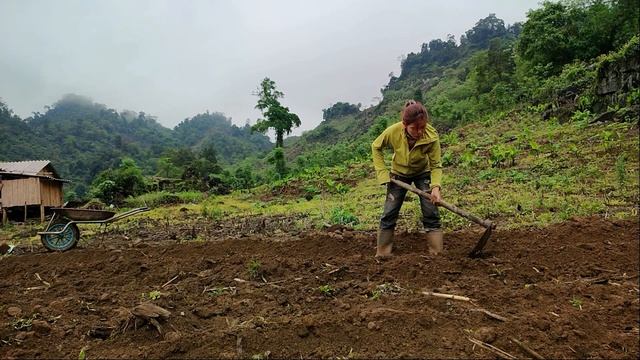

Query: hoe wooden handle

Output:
[390, 178, 494, 229]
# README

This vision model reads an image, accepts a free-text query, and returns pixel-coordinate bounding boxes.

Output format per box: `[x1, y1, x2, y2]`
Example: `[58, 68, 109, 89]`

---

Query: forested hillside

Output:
[277, 1, 638, 177]
[1, 0, 637, 205]
[214, 0, 638, 233]
[174, 112, 272, 163]
[0, 94, 272, 194]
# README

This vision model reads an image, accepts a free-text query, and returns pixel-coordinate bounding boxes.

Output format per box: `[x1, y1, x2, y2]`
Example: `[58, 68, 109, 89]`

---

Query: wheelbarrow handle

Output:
[390, 178, 494, 229]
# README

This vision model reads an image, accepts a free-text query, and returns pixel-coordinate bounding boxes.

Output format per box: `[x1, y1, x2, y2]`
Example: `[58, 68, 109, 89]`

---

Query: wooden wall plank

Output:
[2, 178, 41, 206]
[40, 180, 63, 206]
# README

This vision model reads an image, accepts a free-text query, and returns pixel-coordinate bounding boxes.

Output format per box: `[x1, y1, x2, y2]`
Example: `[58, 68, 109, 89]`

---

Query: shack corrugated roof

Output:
[0, 160, 51, 176]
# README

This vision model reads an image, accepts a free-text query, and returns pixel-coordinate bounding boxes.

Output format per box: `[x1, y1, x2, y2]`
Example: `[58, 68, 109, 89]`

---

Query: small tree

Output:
[251, 78, 301, 148]
[90, 158, 146, 204]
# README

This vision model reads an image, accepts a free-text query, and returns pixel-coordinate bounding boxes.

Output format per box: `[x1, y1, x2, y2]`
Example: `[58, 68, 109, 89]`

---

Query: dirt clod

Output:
[164, 331, 181, 342]
[6, 306, 22, 317]
[474, 326, 496, 343]
[367, 321, 380, 330]
[297, 327, 310, 338]
[30, 320, 51, 335]
[88, 325, 114, 340]
[192, 306, 225, 319]
[15, 331, 35, 341]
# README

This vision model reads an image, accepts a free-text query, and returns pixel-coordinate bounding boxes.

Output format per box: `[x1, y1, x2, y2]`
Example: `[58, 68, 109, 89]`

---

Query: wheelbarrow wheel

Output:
[41, 221, 80, 251]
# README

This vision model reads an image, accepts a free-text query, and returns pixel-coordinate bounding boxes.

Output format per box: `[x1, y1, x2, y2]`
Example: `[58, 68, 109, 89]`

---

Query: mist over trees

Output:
[0, 94, 272, 197]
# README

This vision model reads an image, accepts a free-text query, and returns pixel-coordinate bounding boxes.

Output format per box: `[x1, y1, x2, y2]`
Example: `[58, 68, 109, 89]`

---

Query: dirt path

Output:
[0, 216, 638, 359]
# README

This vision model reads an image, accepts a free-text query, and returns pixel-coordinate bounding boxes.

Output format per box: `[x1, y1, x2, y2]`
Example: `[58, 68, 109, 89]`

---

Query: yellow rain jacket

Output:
[371, 122, 442, 188]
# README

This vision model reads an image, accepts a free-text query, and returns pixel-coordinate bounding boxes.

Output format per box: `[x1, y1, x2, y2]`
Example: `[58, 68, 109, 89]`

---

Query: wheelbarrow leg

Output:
[44, 212, 57, 232]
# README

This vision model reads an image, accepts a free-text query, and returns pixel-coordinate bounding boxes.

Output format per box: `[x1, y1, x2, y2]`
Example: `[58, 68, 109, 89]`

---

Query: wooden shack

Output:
[0, 160, 67, 225]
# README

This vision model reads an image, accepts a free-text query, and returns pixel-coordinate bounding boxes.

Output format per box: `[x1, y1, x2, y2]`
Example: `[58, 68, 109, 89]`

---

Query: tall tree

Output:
[251, 78, 301, 148]
[463, 14, 507, 49]
[516, 0, 635, 75]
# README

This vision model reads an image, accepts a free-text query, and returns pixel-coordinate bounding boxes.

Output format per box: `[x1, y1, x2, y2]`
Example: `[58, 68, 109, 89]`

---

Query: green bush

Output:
[124, 191, 205, 208]
[329, 207, 359, 226]
[459, 151, 479, 168]
[89, 158, 147, 205]
[441, 151, 455, 167]
[325, 179, 351, 194]
[489, 144, 518, 167]
[201, 205, 224, 220]
[506, 170, 530, 184]
[570, 110, 593, 123]
[478, 169, 498, 181]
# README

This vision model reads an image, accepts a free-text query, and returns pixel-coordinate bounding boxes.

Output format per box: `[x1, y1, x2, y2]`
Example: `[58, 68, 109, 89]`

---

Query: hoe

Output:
[390, 178, 495, 258]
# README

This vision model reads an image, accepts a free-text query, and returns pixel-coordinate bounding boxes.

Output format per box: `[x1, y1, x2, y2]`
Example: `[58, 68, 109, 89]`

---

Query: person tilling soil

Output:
[372, 100, 443, 258]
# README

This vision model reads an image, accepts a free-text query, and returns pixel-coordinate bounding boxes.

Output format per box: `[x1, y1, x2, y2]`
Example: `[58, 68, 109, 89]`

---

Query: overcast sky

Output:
[1, 0, 540, 136]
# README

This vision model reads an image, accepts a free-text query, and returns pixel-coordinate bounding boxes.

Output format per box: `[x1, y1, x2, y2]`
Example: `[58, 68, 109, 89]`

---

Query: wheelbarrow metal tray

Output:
[52, 208, 116, 221]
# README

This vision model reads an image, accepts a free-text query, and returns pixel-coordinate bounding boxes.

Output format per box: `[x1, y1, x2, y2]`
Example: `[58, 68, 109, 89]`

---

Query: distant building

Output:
[0, 160, 67, 225]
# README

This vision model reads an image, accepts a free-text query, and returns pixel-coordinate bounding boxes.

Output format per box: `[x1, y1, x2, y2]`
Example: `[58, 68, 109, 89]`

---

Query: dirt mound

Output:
[0, 216, 638, 359]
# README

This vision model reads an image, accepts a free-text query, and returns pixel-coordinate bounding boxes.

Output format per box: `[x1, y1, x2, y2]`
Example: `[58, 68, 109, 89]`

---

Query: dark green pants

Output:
[379, 173, 441, 230]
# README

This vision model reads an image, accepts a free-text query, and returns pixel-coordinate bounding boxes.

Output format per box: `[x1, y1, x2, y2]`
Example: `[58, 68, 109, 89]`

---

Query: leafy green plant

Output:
[329, 207, 359, 226]
[576, 95, 594, 110]
[247, 259, 262, 279]
[325, 179, 350, 194]
[489, 144, 518, 167]
[11, 316, 35, 331]
[477, 169, 498, 181]
[11, 313, 42, 331]
[459, 151, 479, 168]
[205, 287, 227, 297]
[369, 283, 404, 300]
[441, 151, 455, 167]
[527, 103, 548, 113]
[333, 183, 351, 194]
[507, 170, 530, 184]
[78, 347, 88, 360]
[251, 351, 272, 360]
[601, 130, 617, 149]
[140, 290, 162, 301]
[318, 285, 334, 297]
[457, 176, 472, 188]
[441, 131, 460, 145]
[467, 142, 480, 152]
[567, 144, 580, 156]
[626, 88, 640, 105]
[528, 140, 542, 154]
[570, 297, 583, 310]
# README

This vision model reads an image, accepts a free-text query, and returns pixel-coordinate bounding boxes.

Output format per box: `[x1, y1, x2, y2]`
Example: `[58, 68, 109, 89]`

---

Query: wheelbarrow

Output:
[37, 206, 150, 251]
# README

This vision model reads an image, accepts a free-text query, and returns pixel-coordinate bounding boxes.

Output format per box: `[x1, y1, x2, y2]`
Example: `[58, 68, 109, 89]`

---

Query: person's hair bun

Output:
[402, 100, 429, 124]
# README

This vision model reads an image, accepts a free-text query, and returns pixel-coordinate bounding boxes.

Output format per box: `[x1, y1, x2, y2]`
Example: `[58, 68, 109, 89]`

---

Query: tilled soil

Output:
[0, 216, 638, 359]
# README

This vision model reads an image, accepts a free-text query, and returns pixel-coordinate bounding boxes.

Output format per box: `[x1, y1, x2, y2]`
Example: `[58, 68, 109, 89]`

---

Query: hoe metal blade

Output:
[468, 224, 493, 258]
